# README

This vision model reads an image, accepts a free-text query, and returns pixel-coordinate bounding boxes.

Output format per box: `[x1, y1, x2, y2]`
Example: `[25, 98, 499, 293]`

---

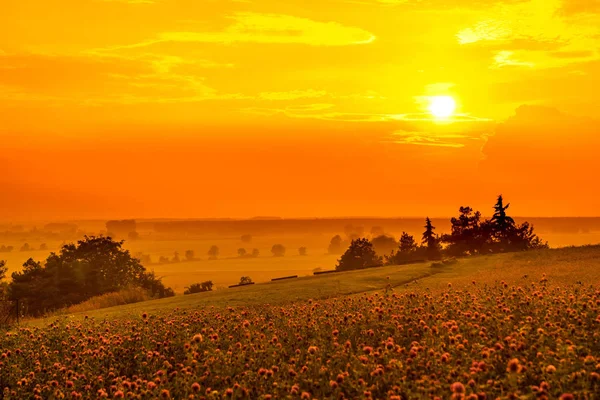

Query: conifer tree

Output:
[422, 217, 441, 259]
[491, 195, 516, 247]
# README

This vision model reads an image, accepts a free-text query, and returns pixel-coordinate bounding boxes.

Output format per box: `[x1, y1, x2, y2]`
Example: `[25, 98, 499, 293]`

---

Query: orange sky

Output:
[1, 0, 599, 220]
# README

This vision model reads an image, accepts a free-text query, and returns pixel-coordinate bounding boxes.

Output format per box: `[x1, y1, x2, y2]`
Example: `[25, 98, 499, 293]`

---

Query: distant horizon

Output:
[3, 214, 600, 226]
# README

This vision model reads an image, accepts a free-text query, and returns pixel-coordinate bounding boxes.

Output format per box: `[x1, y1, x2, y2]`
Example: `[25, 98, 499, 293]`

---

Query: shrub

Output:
[184, 281, 214, 295]
[239, 276, 254, 285]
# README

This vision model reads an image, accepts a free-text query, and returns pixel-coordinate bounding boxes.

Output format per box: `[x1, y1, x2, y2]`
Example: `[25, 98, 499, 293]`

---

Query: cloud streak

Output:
[156, 13, 376, 46]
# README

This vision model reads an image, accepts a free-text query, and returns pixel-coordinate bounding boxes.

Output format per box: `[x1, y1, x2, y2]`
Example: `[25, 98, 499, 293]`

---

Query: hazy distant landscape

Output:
[1, 216, 599, 291]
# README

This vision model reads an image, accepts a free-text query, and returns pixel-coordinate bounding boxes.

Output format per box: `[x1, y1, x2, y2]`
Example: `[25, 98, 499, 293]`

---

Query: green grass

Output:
[25, 244, 600, 327]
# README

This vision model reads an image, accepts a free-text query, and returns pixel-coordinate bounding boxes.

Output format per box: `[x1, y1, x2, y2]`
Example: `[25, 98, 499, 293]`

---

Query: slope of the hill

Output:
[28, 244, 600, 326]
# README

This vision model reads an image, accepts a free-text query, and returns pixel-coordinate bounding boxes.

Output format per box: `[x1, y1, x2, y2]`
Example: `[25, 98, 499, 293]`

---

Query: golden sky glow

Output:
[1, 0, 599, 220]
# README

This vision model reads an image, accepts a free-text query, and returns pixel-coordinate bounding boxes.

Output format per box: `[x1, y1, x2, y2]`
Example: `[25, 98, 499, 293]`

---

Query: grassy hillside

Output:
[4, 245, 600, 399]
[29, 244, 600, 326]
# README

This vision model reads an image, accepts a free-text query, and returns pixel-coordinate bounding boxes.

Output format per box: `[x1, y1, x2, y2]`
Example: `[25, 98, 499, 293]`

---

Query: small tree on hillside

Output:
[239, 276, 254, 285]
[271, 244, 286, 257]
[386, 232, 418, 265]
[238, 248, 247, 257]
[298, 247, 307, 256]
[441, 207, 491, 256]
[251, 248, 260, 258]
[399, 232, 418, 254]
[423, 218, 442, 260]
[336, 238, 382, 271]
[491, 195, 516, 246]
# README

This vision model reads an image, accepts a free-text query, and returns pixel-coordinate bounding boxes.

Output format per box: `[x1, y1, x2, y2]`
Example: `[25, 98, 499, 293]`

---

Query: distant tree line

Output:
[1, 236, 174, 316]
[336, 196, 548, 271]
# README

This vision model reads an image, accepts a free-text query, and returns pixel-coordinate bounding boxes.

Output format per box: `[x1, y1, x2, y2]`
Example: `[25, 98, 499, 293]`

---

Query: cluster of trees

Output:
[0, 236, 174, 316]
[237, 248, 260, 258]
[184, 280, 214, 295]
[0, 245, 14, 253]
[336, 196, 548, 271]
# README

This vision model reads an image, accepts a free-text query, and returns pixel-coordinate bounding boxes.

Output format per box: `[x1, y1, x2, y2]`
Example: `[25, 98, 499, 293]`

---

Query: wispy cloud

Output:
[388, 130, 468, 148]
[456, 0, 600, 68]
[493, 51, 534, 68]
[100, 0, 159, 4]
[99, 13, 375, 49]
[259, 89, 327, 101]
[160, 13, 375, 46]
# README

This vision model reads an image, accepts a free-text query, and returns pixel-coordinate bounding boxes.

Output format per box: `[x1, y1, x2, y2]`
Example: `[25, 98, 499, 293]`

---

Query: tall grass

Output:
[51, 287, 151, 316]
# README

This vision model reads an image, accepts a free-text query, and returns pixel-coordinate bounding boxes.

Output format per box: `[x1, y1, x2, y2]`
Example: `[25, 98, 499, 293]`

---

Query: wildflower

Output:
[507, 358, 522, 373]
[451, 382, 465, 393]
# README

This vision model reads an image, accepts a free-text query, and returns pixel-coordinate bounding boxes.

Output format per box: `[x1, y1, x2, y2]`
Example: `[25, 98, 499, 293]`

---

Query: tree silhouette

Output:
[336, 238, 382, 271]
[441, 207, 491, 256]
[371, 235, 398, 256]
[327, 235, 345, 255]
[185, 250, 195, 261]
[423, 218, 442, 260]
[271, 244, 286, 257]
[237, 248, 247, 257]
[386, 232, 418, 265]
[207, 245, 219, 260]
[241, 234, 252, 243]
[251, 248, 260, 258]
[239, 276, 254, 285]
[399, 232, 418, 254]
[0, 260, 7, 281]
[184, 280, 213, 295]
[298, 247, 307, 256]
[9, 236, 173, 316]
[491, 195, 516, 246]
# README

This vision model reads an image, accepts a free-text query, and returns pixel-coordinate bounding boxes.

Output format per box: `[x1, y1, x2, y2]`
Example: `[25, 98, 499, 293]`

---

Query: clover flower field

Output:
[1, 273, 599, 399]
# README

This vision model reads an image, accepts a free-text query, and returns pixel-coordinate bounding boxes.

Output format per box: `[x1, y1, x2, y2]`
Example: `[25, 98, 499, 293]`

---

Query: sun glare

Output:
[428, 96, 457, 119]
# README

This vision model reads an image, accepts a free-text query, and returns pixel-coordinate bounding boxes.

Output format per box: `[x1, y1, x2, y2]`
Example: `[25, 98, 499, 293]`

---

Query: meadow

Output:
[2, 245, 599, 398]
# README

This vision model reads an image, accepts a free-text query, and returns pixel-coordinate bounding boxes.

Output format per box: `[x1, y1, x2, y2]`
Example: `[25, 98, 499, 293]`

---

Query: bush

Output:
[184, 281, 214, 295]
[239, 276, 254, 285]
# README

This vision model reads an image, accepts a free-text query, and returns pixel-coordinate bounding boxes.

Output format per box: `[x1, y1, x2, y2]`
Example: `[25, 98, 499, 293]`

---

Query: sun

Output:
[428, 96, 457, 119]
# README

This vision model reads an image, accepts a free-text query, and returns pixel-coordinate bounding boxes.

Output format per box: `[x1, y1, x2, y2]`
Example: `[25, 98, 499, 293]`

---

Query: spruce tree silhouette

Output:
[422, 217, 441, 260]
[491, 195, 516, 247]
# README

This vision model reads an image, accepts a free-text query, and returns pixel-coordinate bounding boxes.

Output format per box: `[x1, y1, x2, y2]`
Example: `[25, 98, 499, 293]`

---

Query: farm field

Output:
[2, 245, 599, 398]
